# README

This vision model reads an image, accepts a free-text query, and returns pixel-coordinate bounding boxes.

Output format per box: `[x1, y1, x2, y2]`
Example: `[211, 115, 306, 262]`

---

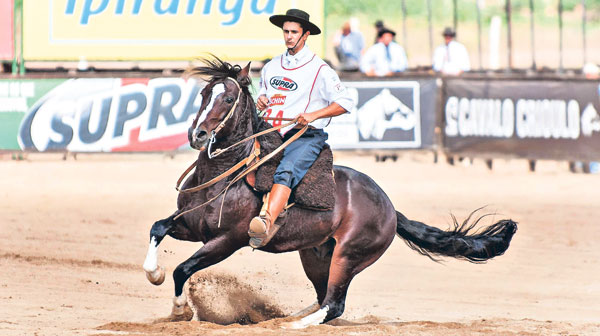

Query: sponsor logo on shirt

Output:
[269, 76, 298, 91]
[269, 94, 286, 106]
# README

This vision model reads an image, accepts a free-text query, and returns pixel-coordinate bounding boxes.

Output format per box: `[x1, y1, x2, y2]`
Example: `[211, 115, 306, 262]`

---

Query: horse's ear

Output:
[237, 62, 251, 86]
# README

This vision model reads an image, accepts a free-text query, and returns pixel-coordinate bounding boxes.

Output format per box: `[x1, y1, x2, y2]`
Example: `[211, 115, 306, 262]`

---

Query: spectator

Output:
[360, 27, 407, 77]
[374, 20, 384, 43]
[334, 21, 365, 71]
[433, 27, 470, 75]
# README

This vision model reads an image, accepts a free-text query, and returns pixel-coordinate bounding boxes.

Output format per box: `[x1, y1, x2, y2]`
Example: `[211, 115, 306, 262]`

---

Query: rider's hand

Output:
[256, 95, 269, 111]
[297, 112, 318, 126]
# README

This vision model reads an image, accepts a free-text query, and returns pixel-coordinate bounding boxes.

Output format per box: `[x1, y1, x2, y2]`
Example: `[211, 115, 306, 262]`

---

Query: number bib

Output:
[260, 53, 330, 134]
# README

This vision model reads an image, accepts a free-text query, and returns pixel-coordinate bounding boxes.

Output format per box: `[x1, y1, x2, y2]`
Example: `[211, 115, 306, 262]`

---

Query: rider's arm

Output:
[297, 66, 355, 126]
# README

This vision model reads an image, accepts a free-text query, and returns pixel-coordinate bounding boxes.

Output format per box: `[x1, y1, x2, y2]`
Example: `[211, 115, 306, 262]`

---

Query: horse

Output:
[142, 57, 518, 329]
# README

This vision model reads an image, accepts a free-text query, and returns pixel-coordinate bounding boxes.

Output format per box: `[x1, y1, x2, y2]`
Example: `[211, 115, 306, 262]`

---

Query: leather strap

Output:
[175, 139, 260, 194]
[174, 125, 307, 220]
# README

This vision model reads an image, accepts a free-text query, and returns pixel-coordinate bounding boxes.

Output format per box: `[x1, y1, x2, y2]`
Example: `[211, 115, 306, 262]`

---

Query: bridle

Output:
[204, 77, 243, 159]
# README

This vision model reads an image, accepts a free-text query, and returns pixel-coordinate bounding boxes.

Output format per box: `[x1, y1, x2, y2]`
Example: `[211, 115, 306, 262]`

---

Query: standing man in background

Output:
[432, 27, 470, 75]
[360, 27, 408, 77]
[334, 21, 365, 71]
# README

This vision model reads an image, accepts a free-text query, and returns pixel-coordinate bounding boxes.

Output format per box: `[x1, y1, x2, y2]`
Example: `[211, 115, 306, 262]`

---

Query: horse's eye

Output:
[225, 97, 234, 104]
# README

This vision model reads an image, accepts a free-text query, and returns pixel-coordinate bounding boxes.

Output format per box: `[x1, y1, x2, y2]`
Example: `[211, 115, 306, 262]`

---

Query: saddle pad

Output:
[254, 122, 335, 211]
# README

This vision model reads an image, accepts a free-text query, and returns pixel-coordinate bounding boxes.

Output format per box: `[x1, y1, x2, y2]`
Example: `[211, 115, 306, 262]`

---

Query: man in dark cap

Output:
[432, 27, 470, 75]
[248, 9, 355, 248]
[360, 27, 407, 76]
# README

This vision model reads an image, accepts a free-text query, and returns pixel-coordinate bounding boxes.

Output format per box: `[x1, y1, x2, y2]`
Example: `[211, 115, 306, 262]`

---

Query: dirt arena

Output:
[1, 151, 599, 336]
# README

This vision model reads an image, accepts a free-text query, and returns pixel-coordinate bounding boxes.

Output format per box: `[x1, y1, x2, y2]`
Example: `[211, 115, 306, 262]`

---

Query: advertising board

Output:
[327, 80, 437, 150]
[443, 79, 600, 161]
[17, 78, 202, 152]
[23, 0, 324, 61]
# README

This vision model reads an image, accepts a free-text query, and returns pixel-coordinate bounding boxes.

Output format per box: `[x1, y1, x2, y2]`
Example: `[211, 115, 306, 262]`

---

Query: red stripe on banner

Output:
[0, 0, 14, 60]
[121, 78, 150, 87]
[112, 127, 189, 152]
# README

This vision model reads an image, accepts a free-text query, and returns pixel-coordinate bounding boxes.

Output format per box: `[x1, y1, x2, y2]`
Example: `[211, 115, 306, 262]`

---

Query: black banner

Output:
[443, 79, 600, 161]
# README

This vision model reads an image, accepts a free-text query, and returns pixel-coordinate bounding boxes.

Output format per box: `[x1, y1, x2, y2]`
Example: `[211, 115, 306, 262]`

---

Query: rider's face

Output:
[282, 21, 308, 53]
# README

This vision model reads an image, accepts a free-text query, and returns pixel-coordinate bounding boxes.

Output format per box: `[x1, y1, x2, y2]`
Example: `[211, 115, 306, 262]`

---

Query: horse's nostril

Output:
[196, 130, 207, 142]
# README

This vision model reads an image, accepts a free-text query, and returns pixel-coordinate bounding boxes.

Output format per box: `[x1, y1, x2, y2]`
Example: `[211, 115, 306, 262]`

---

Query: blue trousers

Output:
[273, 128, 328, 189]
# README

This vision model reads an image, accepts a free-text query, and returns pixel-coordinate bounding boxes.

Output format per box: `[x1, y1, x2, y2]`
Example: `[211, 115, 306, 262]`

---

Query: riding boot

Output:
[248, 183, 291, 248]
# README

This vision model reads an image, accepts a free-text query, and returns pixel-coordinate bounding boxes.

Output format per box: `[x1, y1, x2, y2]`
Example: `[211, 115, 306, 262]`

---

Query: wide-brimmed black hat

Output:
[377, 27, 396, 38]
[269, 9, 321, 35]
[442, 27, 456, 37]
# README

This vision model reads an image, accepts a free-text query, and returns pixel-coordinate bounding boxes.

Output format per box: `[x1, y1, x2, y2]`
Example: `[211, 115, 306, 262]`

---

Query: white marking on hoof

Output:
[282, 305, 329, 329]
[143, 237, 159, 273]
[172, 293, 188, 316]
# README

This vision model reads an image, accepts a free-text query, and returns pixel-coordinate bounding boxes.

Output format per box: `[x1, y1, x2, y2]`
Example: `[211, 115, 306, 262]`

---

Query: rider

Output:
[248, 8, 354, 248]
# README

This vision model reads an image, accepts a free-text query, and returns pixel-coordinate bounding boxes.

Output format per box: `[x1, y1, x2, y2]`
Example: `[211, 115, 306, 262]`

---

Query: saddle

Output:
[246, 121, 336, 211]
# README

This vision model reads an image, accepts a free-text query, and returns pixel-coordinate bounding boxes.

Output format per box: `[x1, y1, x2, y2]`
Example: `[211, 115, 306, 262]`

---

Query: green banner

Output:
[0, 79, 66, 150]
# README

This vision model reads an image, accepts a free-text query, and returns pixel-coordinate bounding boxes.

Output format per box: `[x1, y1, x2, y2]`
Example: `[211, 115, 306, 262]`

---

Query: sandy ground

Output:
[1, 151, 599, 336]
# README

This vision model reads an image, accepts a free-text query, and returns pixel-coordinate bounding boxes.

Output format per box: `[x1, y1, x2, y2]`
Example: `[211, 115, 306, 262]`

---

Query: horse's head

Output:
[187, 58, 252, 151]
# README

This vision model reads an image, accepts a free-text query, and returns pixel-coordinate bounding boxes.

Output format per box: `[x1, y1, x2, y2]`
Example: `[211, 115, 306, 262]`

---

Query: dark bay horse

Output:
[142, 57, 517, 329]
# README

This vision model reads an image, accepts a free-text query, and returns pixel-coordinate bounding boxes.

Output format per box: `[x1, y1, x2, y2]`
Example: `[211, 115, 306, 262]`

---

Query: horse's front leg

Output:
[171, 234, 244, 321]
[143, 214, 182, 285]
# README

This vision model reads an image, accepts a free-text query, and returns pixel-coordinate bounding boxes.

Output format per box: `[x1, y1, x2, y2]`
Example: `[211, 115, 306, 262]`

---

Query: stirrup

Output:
[248, 215, 282, 248]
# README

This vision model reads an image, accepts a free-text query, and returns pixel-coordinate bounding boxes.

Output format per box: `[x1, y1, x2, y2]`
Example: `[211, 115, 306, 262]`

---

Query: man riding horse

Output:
[248, 9, 354, 248]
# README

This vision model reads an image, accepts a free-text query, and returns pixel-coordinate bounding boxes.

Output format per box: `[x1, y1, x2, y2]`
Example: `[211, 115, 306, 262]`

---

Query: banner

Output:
[17, 78, 203, 152]
[0, 0, 14, 60]
[443, 79, 600, 161]
[1, 79, 67, 150]
[23, 0, 324, 61]
[327, 80, 437, 150]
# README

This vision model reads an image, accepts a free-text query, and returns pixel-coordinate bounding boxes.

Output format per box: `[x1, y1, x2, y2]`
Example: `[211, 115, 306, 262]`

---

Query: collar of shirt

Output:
[283, 46, 312, 68]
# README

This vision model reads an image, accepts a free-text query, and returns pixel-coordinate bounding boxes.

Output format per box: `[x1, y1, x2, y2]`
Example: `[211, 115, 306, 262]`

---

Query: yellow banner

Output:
[23, 0, 324, 61]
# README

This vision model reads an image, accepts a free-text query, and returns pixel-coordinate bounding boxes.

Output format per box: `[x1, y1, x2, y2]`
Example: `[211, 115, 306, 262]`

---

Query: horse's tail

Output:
[395, 209, 517, 263]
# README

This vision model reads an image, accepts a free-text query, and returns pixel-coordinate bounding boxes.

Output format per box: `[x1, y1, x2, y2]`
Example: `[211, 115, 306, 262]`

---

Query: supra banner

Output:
[443, 79, 600, 161]
[7, 77, 438, 153]
[0, 0, 14, 60]
[23, 0, 324, 61]
[326, 80, 437, 150]
[17, 78, 203, 152]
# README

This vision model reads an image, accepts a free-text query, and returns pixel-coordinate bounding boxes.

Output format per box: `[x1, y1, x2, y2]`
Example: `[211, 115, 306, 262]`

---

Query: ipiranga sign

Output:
[23, 0, 323, 61]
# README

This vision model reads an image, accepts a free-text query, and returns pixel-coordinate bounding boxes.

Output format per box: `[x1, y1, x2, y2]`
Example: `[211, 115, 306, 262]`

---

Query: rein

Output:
[175, 116, 299, 194]
[173, 76, 308, 220]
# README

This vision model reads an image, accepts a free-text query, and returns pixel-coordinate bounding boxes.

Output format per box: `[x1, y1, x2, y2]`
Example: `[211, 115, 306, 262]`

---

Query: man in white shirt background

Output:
[432, 27, 471, 75]
[360, 27, 408, 77]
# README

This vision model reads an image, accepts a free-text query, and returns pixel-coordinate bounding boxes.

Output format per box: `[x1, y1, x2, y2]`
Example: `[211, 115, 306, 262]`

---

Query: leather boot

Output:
[248, 183, 291, 248]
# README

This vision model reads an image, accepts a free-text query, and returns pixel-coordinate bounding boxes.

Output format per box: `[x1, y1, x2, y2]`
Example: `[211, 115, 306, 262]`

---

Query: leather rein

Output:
[173, 77, 307, 220]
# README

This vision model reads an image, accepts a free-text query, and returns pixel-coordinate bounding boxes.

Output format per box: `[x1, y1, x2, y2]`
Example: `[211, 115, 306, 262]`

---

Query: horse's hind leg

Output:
[293, 239, 335, 317]
[170, 236, 242, 321]
[143, 215, 180, 285]
[287, 235, 393, 329]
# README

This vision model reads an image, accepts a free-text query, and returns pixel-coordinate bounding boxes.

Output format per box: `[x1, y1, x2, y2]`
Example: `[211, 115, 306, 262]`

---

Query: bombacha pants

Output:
[273, 128, 328, 189]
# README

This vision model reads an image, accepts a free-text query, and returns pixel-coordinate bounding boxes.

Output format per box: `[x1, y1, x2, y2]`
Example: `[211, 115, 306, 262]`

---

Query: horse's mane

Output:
[186, 55, 252, 93]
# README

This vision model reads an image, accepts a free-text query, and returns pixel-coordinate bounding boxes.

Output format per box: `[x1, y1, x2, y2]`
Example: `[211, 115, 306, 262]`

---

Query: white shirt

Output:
[432, 40, 470, 75]
[360, 42, 408, 76]
[258, 46, 354, 134]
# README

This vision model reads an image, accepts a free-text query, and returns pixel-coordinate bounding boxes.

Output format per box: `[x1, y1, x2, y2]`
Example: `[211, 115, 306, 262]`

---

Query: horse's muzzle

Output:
[189, 127, 209, 150]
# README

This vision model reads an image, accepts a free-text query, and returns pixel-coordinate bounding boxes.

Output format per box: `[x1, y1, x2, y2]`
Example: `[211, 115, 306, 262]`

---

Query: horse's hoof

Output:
[145, 266, 165, 286]
[170, 303, 193, 322]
